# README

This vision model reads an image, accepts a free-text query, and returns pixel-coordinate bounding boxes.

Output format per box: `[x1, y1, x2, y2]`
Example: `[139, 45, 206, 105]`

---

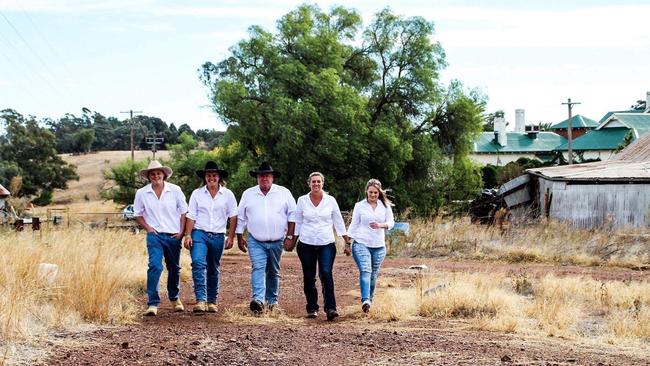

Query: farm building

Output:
[499, 133, 650, 228]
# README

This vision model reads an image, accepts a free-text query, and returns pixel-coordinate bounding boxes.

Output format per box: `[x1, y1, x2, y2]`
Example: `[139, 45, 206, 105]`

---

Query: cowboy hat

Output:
[249, 161, 281, 178]
[139, 160, 173, 179]
[196, 161, 229, 180]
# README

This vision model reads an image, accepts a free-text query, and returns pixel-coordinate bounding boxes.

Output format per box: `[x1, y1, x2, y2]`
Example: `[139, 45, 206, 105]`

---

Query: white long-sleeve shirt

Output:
[133, 182, 188, 233]
[186, 186, 238, 233]
[236, 184, 296, 242]
[293, 193, 347, 246]
[347, 199, 395, 248]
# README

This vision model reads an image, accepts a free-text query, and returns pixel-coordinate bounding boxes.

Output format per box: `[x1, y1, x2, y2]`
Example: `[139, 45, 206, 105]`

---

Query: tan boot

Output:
[207, 303, 218, 313]
[171, 299, 184, 312]
[143, 306, 158, 316]
[193, 301, 207, 313]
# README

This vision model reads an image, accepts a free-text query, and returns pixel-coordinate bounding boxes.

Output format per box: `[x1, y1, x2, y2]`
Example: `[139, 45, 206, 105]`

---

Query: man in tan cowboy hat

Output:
[133, 160, 188, 316]
[236, 162, 296, 313]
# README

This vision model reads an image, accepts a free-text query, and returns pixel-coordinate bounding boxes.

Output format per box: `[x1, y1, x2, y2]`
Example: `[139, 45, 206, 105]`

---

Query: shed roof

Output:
[554, 127, 630, 151]
[612, 131, 650, 162]
[0, 184, 10, 197]
[551, 114, 598, 130]
[473, 132, 566, 154]
[527, 160, 650, 181]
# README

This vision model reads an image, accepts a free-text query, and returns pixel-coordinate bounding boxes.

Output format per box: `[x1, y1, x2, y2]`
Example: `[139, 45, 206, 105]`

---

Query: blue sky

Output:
[1, 0, 649, 131]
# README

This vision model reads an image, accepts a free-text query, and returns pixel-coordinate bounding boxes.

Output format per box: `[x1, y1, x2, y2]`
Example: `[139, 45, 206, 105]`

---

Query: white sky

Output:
[1, 0, 649, 131]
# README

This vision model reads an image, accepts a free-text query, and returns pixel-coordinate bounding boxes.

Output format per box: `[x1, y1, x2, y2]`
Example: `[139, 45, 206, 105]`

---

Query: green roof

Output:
[555, 127, 630, 151]
[551, 114, 598, 130]
[473, 132, 566, 153]
[600, 113, 650, 138]
[598, 109, 644, 124]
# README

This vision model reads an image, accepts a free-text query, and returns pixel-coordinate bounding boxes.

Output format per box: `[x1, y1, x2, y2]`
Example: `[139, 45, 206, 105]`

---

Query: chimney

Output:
[493, 117, 507, 147]
[515, 109, 525, 132]
[525, 125, 539, 139]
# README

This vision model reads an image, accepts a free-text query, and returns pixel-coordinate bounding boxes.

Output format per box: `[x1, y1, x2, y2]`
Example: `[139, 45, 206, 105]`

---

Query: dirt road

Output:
[45, 255, 649, 365]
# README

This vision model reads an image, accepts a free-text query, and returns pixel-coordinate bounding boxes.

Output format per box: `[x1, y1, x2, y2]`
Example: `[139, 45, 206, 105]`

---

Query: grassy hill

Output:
[53, 150, 170, 204]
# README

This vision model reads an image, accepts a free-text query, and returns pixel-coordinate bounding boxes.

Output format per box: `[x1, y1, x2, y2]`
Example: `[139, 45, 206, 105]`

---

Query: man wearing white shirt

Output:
[236, 162, 296, 313]
[133, 160, 188, 316]
[183, 161, 237, 313]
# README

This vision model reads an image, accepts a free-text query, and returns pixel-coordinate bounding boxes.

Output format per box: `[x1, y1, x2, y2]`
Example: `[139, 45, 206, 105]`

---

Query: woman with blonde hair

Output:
[290, 172, 350, 321]
[346, 178, 394, 314]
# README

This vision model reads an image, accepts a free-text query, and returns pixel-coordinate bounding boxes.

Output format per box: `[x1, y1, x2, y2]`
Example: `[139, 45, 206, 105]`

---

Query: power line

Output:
[0, 10, 71, 98]
[562, 98, 581, 165]
[121, 110, 143, 161]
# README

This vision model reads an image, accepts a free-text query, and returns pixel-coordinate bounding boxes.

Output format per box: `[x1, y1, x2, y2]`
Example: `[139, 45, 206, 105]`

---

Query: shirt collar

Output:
[145, 181, 171, 193]
[255, 184, 277, 195]
[201, 185, 223, 195]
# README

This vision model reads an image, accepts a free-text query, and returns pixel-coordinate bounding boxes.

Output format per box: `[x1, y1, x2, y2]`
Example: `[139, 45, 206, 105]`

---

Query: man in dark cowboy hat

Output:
[133, 160, 188, 316]
[236, 162, 296, 313]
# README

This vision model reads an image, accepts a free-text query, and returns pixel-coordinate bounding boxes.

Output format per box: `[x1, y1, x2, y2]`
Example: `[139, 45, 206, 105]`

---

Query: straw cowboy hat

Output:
[139, 160, 173, 179]
[196, 161, 229, 180]
[249, 161, 281, 178]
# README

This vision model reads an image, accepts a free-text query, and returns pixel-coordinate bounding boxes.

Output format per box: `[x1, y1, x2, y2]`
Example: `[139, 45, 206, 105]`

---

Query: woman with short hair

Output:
[290, 172, 350, 321]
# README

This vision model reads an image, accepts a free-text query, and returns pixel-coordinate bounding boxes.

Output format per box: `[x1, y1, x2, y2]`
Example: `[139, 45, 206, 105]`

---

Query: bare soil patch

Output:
[43, 255, 650, 365]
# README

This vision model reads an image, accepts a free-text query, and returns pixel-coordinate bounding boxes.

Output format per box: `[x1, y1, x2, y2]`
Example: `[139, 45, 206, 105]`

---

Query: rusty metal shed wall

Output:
[537, 178, 650, 227]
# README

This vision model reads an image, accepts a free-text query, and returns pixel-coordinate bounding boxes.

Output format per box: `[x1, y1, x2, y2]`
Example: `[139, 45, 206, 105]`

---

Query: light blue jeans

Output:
[190, 230, 225, 304]
[351, 242, 386, 303]
[146, 232, 182, 306]
[248, 235, 283, 305]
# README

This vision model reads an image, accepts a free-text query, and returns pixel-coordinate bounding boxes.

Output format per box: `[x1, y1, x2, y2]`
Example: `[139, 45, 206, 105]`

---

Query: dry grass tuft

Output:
[0, 229, 146, 351]
[397, 217, 650, 269]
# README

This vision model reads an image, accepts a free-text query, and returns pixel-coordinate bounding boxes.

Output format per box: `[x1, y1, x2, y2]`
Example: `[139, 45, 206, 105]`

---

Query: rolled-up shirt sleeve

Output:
[347, 202, 360, 239]
[133, 190, 145, 217]
[186, 191, 198, 221]
[286, 190, 297, 223]
[226, 190, 238, 218]
[235, 192, 248, 234]
[385, 204, 395, 230]
[176, 187, 188, 215]
[332, 199, 347, 237]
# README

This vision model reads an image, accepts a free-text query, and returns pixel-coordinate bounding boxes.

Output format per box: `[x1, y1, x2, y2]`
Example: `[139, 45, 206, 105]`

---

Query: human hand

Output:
[344, 243, 352, 256]
[238, 238, 248, 253]
[225, 236, 234, 250]
[283, 238, 295, 251]
[183, 235, 192, 249]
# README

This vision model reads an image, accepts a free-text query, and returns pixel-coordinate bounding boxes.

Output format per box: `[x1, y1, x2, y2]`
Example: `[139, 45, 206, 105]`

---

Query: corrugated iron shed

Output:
[527, 161, 650, 181]
[0, 184, 9, 197]
[612, 131, 650, 162]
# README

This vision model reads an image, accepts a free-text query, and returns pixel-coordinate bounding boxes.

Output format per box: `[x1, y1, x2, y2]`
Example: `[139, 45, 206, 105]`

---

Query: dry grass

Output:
[54, 150, 169, 204]
[0, 228, 148, 363]
[369, 270, 650, 346]
[392, 217, 650, 269]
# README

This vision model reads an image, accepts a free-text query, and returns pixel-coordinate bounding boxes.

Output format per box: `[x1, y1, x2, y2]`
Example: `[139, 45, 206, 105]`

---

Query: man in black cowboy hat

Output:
[236, 162, 296, 313]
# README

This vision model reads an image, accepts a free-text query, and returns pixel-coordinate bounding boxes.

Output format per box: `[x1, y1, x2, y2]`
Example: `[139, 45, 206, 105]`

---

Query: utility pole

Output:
[145, 136, 164, 160]
[120, 109, 142, 161]
[561, 98, 581, 165]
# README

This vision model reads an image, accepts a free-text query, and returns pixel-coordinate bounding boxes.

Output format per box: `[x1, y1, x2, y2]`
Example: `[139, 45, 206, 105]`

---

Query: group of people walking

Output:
[133, 160, 395, 320]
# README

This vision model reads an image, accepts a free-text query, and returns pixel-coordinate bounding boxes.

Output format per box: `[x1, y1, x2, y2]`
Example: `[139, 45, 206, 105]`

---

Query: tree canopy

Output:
[200, 5, 485, 214]
[0, 109, 79, 203]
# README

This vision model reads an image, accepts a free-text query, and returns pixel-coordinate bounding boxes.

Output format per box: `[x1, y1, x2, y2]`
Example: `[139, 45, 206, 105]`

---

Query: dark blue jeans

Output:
[146, 232, 182, 306]
[190, 230, 225, 303]
[296, 241, 337, 312]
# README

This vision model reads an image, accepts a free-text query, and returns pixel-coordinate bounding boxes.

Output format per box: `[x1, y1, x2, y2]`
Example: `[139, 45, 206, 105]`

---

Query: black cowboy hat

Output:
[196, 161, 229, 180]
[249, 161, 281, 178]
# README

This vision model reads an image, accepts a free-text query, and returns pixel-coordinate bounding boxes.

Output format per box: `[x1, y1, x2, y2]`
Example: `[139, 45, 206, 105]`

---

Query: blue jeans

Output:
[351, 242, 386, 303]
[190, 230, 225, 303]
[146, 232, 182, 306]
[296, 242, 337, 312]
[247, 235, 283, 305]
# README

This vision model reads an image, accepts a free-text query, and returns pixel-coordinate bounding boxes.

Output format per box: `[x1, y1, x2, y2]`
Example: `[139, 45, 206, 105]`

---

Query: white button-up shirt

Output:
[133, 182, 188, 233]
[347, 199, 395, 248]
[293, 193, 347, 246]
[186, 186, 238, 233]
[236, 184, 296, 242]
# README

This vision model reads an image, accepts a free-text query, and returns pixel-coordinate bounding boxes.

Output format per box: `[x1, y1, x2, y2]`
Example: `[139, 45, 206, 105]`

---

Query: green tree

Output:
[0, 109, 78, 203]
[73, 128, 96, 153]
[200, 5, 484, 214]
[101, 159, 148, 205]
[482, 110, 504, 132]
